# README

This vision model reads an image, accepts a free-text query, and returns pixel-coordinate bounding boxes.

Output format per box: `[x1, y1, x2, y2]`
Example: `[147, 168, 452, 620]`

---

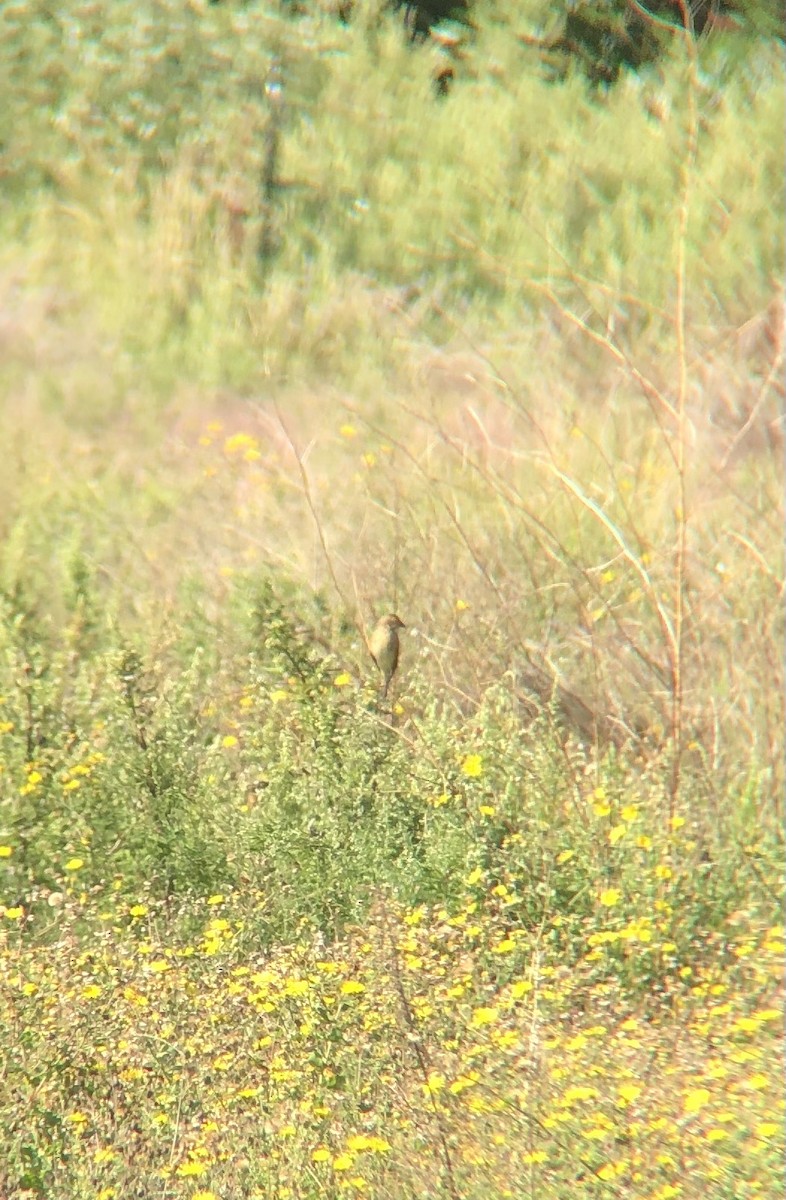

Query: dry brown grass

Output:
[1, 264, 782, 788]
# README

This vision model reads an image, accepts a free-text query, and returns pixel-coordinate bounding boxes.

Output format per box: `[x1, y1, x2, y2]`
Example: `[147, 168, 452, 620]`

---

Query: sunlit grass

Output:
[0, 5, 783, 1198]
[2, 883, 782, 1199]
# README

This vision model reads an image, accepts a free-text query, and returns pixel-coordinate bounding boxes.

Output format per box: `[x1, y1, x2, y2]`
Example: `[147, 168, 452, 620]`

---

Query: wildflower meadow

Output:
[0, 3, 783, 1198]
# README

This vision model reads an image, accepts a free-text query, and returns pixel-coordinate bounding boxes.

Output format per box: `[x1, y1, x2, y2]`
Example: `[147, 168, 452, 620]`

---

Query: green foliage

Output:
[0, 0, 781, 391]
[1, 565, 780, 959]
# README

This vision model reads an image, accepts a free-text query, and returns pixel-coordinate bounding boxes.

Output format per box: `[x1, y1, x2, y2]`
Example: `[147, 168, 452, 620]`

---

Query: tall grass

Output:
[0, 5, 783, 1198]
[1, 1, 782, 389]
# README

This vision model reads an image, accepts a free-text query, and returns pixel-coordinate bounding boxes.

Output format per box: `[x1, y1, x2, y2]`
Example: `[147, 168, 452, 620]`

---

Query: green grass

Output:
[2, 879, 783, 1199]
[1, 1, 783, 391]
[0, 3, 783, 1197]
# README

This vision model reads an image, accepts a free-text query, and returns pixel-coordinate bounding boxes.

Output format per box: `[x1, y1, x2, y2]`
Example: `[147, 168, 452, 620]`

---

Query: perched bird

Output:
[368, 613, 406, 698]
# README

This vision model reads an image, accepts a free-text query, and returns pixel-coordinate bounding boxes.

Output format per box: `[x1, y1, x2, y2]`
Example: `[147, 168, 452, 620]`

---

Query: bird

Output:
[368, 613, 406, 699]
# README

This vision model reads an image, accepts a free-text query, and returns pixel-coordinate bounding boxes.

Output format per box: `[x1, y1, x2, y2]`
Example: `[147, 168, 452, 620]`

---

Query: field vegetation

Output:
[0, 2, 783, 1198]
